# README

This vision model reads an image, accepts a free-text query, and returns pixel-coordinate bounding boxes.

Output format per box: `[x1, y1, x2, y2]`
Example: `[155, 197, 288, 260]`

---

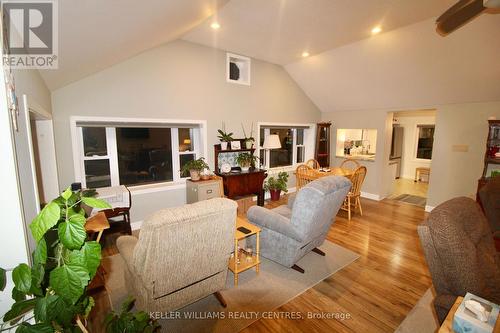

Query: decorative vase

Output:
[270, 189, 281, 201]
[190, 170, 201, 181]
[245, 141, 253, 149]
[221, 142, 228, 150]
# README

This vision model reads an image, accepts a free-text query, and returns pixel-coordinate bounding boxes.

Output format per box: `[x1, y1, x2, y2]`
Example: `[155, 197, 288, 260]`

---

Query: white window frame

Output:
[70, 116, 207, 192]
[256, 122, 315, 171]
[414, 124, 435, 162]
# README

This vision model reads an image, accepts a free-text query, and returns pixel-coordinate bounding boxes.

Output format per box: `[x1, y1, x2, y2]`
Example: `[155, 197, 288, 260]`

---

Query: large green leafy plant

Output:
[104, 296, 159, 333]
[0, 187, 111, 332]
[263, 171, 289, 192]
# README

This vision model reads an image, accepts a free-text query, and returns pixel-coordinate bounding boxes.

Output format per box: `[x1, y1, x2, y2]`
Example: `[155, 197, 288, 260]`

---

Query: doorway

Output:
[386, 110, 436, 207]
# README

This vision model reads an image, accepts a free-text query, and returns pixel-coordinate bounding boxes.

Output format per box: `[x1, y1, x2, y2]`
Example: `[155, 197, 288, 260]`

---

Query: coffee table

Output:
[228, 217, 261, 286]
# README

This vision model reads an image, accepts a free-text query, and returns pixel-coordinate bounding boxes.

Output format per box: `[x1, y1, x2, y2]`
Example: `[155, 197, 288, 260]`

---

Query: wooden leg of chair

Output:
[357, 197, 363, 216]
[348, 196, 351, 221]
[214, 291, 227, 308]
[312, 248, 325, 256]
[291, 264, 305, 273]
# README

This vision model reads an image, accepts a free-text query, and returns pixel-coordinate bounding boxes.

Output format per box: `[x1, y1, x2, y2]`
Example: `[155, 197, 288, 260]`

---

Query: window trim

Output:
[256, 122, 316, 171]
[70, 116, 208, 191]
[413, 124, 435, 162]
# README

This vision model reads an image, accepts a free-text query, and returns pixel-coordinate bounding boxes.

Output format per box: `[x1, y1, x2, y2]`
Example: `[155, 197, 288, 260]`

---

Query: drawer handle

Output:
[207, 189, 213, 194]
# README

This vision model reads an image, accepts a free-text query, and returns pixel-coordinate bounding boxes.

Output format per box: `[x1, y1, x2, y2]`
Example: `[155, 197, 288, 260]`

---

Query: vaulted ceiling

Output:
[42, 0, 460, 91]
[182, 0, 456, 65]
[40, 0, 229, 90]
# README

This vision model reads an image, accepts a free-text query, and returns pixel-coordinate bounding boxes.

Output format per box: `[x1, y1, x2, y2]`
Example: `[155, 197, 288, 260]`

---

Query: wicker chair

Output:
[296, 164, 313, 190]
[340, 158, 360, 171]
[305, 159, 320, 170]
[341, 166, 367, 220]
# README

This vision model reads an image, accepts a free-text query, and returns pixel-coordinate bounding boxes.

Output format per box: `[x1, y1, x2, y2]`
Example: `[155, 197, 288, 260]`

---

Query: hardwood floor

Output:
[90, 196, 432, 332]
[242, 197, 431, 332]
[388, 178, 429, 199]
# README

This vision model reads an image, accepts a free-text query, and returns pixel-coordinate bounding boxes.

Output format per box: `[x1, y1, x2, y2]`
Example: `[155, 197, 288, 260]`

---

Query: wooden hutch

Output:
[477, 119, 500, 202]
[214, 138, 267, 206]
[315, 122, 332, 167]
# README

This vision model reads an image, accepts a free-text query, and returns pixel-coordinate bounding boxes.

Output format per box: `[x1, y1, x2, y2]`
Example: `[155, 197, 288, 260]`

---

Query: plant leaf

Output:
[58, 217, 87, 250]
[33, 238, 47, 266]
[3, 298, 37, 323]
[81, 197, 111, 209]
[61, 187, 72, 201]
[0, 267, 6, 291]
[50, 264, 90, 304]
[12, 287, 26, 302]
[69, 241, 101, 279]
[30, 263, 45, 296]
[15, 322, 54, 333]
[120, 296, 135, 314]
[29, 202, 61, 242]
[12, 264, 31, 294]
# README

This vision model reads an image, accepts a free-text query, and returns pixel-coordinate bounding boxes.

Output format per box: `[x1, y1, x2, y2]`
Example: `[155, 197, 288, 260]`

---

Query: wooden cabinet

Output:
[315, 122, 332, 167]
[477, 120, 500, 203]
[217, 169, 267, 206]
[186, 179, 222, 204]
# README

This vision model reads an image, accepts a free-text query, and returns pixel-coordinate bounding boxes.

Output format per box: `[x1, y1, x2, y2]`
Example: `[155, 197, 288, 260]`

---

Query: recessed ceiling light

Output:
[302, 51, 310, 58]
[371, 26, 382, 35]
[211, 22, 220, 30]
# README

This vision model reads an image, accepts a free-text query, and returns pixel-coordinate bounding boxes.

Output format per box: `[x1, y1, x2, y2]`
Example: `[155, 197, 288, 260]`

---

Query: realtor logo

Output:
[2, 0, 58, 69]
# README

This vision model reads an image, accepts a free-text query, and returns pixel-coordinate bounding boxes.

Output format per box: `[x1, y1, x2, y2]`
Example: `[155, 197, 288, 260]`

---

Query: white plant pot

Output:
[189, 170, 201, 181]
[245, 141, 253, 149]
[221, 142, 228, 150]
[241, 166, 250, 172]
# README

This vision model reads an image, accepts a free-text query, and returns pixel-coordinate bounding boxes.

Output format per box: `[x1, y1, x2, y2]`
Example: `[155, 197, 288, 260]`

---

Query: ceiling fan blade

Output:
[436, 0, 486, 35]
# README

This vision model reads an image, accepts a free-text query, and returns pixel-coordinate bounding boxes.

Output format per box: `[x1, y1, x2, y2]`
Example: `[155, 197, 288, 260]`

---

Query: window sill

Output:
[128, 180, 187, 195]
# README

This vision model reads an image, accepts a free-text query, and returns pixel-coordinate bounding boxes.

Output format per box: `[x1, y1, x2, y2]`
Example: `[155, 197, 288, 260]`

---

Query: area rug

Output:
[393, 194, 427, 207]
[395, 288, 439, 333]
[101, 240, 359, 333]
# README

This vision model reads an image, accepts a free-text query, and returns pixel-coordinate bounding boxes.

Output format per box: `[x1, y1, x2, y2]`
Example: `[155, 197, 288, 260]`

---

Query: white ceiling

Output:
[182, 0, 456, 65]
[40, 0, 229, 90]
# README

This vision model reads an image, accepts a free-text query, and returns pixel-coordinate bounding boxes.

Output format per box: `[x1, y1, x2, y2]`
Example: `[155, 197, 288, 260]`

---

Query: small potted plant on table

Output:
[217, 122, 234, 150]
[241, 122, 255, 149]
[236, 152, 258, 172]
[181, 157, 209, 181]
[263, 171, 289, 201]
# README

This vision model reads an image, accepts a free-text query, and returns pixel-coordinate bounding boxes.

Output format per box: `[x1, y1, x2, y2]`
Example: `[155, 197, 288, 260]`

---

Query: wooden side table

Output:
[228, 217, 261, 286]
[85, 212, 110, 294]
[439, 296, 500, 333]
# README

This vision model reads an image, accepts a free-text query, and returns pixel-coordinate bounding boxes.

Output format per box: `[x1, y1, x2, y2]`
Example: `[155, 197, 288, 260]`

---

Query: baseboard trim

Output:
[424, 205, 435, 213]
[360, 192, 381, 201]
[131, 220, 143, 231]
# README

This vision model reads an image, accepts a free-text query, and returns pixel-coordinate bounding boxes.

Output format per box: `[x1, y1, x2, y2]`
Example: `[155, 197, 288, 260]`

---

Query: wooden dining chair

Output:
[342, 166, 367, 220]
[340, 158, 360, 171]
[305, 159, 321, 170]
[296, 164, 313, 190]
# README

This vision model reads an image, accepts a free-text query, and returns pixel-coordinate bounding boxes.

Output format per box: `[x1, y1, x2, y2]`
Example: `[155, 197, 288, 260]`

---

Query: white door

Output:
[12, 95, 41, 255]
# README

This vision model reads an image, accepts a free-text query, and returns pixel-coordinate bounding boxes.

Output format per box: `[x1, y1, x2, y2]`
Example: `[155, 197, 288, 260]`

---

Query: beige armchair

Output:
[117, 198, 237, 312]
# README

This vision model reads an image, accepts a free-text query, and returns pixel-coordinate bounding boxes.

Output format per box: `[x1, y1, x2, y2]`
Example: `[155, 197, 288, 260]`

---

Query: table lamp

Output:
[263, 134, 281, 149]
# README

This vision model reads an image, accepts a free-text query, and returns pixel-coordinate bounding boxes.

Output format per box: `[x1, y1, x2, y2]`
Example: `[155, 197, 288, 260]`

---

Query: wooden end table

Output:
[228, 217, 261, 286]
[85, 212, 110, 294]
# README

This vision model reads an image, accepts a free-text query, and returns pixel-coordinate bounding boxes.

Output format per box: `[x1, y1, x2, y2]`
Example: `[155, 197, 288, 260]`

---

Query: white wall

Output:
[285, 15, 500, 113]
[393, 112, 436, 180]
[427, 102, 500, 208]
[51, 40, 321, 222]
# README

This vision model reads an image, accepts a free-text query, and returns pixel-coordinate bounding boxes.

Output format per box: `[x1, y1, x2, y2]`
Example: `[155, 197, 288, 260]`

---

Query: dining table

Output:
[300, 167, 354, 181]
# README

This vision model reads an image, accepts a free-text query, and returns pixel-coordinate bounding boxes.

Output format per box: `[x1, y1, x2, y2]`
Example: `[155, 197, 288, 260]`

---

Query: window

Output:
[76, 121, 202, 188]
[258, 124, 312, 169]
[416, 125, 435, 160]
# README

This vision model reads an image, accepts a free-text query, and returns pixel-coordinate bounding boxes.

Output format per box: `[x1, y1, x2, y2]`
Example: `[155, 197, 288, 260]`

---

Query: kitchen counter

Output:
[335, 154, 376, 162]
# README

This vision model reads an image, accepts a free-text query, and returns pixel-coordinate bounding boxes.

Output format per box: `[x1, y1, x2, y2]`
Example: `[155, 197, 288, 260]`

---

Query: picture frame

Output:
[230, 141, 241, 150]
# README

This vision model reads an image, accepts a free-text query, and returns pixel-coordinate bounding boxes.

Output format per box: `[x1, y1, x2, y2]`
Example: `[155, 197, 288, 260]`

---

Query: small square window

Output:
[82, 127, 107, 156]
[226, 53, 250, 85]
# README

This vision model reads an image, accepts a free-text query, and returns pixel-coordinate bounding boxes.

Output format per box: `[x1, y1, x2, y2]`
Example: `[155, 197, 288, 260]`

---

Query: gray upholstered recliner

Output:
[246, 176, 351, 272]
[116, 198, 237, 312]
[417, 197, 500, 323]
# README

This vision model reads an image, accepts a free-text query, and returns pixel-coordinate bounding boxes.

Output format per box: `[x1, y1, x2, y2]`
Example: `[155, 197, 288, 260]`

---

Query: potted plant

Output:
[104, 296, 160, 332]
[241, 122, 255, 149]
[0, 187, 112, 332]
[217, 122, 234, 150]
[235, 152, 258, 172]
[181, 157, 209, 181]
[263, 171, 289, 201]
